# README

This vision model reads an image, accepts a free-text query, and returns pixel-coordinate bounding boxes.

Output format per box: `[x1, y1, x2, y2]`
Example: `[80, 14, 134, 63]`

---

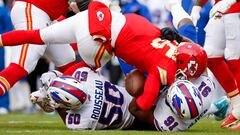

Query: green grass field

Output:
[0, 114, 240, 135]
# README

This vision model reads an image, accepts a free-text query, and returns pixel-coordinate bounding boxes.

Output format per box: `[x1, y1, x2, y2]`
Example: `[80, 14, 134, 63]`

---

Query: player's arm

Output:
[190, 0, 209, 26]
[128, 99, 155, 126]
[135, 68, 161, 111]
[56, 108, 68, 125]
[0, 14, 78, 47]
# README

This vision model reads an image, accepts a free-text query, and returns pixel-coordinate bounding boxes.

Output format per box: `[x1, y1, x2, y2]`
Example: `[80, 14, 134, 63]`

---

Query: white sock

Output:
[170, 4, 191, 29]
[231, 95, 240, 119]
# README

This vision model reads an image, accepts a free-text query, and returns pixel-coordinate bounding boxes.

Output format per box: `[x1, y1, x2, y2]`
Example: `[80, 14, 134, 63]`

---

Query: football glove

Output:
[160, 27, 183, 43]
[210, 0, 237, 18]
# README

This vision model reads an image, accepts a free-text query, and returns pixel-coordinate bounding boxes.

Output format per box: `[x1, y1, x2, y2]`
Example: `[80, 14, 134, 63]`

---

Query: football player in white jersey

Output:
[128, 69, 229, 131]
[153, 74, 228, 131]
[31, 66, 136, 130]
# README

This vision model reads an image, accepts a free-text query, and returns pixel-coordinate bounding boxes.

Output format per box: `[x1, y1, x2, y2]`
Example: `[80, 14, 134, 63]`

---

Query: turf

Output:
[0, 114, 239, 135]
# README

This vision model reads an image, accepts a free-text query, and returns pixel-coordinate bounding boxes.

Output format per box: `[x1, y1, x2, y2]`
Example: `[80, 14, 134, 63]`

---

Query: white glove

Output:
[69, 1, 80, 13]
[40, 70, 62, 88]
[210, 0, 237, 18]
[30, 87, 55, 112]
[164, 0, 182, 11]
[191, 6, 202, 26]
[109, 1, 121, 13]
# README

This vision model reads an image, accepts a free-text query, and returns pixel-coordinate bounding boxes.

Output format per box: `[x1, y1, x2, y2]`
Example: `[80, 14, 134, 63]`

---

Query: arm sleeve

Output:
[136, 68, 161, 111]
[40, 14, 78, 45]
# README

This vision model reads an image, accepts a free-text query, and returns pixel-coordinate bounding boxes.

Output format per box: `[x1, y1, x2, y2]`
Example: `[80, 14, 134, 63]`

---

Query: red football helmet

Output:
[175, 42, 208, 79]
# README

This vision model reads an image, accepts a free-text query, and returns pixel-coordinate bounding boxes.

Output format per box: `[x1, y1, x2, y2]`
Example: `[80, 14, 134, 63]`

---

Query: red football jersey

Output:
[115, 14, 178, 110]
[16, 0, 69, 20]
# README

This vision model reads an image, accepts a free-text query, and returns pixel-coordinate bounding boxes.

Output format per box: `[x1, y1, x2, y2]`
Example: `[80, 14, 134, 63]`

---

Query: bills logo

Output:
[187, 60, 198, 76]
[97, 11, 104, 21]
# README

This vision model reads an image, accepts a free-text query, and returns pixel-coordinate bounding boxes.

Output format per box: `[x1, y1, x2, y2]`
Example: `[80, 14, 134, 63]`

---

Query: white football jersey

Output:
[154, 74, 226, 131]
[65, 67, 134, 130]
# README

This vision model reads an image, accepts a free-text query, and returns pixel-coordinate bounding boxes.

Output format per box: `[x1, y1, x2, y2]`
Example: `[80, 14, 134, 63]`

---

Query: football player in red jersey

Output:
[192, 0, 240, 129]
[0, 0, 85, 96]
[0, 0, 207, 112]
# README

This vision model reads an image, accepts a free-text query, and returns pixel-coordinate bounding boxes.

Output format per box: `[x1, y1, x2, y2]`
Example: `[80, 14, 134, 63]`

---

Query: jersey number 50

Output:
[99, 81, 124, 126]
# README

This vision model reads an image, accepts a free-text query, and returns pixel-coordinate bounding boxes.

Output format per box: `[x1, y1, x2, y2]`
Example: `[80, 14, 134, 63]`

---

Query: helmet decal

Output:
[177, 82, 199, 119]
[50, 80, 87, 104]
[172, 94, 184, 118]
[187, 60, 198, 77]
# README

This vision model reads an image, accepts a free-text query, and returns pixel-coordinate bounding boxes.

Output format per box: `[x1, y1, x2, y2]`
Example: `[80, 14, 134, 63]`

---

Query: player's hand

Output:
[69, 1, 80, 13]
[128, 98, 141, 115]
[40, 70, 62, 88]
[191, 6, 202, 26]
[210, 0, 237, 18]
[160, 27, 183, 43]
[30, 87, 55, 112]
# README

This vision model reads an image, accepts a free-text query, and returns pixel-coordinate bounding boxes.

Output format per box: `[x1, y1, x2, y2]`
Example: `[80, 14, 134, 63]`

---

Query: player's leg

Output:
[165, 0, 197, 42]
[196, 2, 212, 46]
[221, 13, 240, 127]
[209, 96, 230, 121]
[204, 16, 240, 127]
[178, 21, 197, 42]
[0, 1, 49, 96]
[44, 44, 76, 73]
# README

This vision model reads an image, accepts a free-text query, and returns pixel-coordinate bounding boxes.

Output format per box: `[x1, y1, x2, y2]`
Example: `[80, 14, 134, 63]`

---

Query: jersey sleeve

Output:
[136, 67, 161, 111]
[40, 14, 79, 45]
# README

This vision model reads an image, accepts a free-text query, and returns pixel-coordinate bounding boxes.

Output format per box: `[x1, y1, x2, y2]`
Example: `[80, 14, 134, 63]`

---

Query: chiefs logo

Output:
[187, 60, 198, 76]
[97, 11, 104, 21]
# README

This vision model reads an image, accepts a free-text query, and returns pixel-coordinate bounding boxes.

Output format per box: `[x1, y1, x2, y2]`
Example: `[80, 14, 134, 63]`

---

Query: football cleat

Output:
[221, 113, 239, 128]
[213, 96, 230, 121]
[228, 124, 240, 130]
[30, 87, 55, 113]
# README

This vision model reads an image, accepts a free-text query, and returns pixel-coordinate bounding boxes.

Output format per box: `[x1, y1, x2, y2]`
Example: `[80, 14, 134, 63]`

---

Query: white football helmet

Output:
[167, 80, 203, 120]
[48, 76, 88, 110]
